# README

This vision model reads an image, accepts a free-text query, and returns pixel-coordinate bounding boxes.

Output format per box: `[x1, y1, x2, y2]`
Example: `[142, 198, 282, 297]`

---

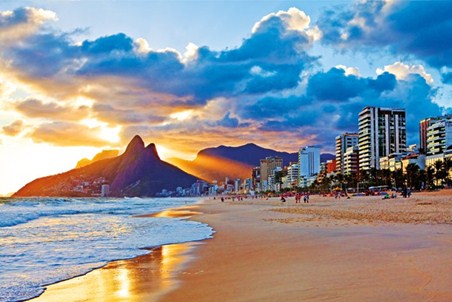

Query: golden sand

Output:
[30, 190, 452, 302]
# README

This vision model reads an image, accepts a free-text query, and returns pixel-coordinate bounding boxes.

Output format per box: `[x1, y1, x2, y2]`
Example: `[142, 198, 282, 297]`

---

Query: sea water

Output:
[0, 197, 213, 302]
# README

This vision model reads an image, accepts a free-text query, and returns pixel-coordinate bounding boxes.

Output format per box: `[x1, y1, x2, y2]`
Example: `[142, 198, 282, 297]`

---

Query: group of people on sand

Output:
[382, 187, 412, 199]
[292, 192, 309, 203]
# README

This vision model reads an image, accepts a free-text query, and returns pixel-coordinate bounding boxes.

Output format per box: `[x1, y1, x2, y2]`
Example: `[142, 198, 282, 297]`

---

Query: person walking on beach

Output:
[295, 193, 300, 203]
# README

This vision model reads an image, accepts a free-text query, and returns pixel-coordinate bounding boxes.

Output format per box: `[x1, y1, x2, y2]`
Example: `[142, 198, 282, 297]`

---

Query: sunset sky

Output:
[0, 0, 451, 196]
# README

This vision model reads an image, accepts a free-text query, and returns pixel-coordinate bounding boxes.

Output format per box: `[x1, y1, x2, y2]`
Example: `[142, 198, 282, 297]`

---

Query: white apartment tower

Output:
[287, 162, 300, 184]
[358, 106, 406, 170]
[343, 145, 359, 175]
[298, 146, 320, 177]
[426, 119, 452, 155]
[335, 133, 358, 174]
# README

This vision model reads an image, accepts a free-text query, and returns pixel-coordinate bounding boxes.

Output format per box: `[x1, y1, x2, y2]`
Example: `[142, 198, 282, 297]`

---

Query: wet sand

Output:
[29, 242, 200, 302]
[31, 191, 452, 301]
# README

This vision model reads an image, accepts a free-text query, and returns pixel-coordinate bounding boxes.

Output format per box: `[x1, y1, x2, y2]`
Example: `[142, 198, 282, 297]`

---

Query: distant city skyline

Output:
[0, 0, 451, 195]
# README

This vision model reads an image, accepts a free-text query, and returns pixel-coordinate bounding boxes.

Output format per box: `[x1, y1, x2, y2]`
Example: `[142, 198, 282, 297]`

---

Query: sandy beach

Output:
[31, 191, 452, 302]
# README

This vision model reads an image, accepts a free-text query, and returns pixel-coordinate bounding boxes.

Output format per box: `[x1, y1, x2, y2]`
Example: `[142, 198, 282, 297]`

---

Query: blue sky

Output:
[0, 0, 451, 194]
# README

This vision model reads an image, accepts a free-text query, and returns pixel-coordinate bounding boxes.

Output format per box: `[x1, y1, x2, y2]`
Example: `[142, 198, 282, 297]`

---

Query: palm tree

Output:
[426, 166, 435, 189]
[434, 160, 446, 187]
[406, 163, 420, 189]
[368, 168, 378, 186]
[391, 169, 405, 189]
[379, 169, 392, 187]
[442, 158, 452, 186]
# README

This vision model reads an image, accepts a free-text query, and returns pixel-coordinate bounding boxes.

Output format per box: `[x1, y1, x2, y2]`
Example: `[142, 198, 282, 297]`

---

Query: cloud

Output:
[317, 1, 452, 80]
[92, 103, 165, 125]
[235, 66, 444, 148]
[29, 121, 116, 147]
[0, 5, 449, 153]
[212, 112, 240, 128]
[1, 7, 318, 104]
[0, 7, 57, 44]
[306, 68, 396, 102]
[2, 120, 25, 136]
[0, 77, 16, 99]
[14, 98, 90, 121]
[376, 62, 433, 84]
[335, 65, 360, 77]
[252, 7, 322, 42]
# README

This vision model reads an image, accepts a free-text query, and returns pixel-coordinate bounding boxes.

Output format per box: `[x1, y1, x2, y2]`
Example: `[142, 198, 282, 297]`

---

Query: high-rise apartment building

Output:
[419, 114, 452, 154]
[335, 133, 358, 174]
[343, 146, 359, 175]
[251, 166, 260, 191]
[419, 114, 452, 153]
[298, 146, 320, 177]
[259, 156, 283, 191]
[358, 106, 406, 170]
[426, 119, 452, 155]
[287, 162, 300, 185]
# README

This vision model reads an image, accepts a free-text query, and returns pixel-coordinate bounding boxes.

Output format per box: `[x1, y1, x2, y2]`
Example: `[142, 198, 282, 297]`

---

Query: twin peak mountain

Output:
[14, 135, 334, 197]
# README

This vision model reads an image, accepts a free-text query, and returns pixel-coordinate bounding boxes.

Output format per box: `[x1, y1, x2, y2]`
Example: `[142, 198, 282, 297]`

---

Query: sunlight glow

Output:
[155, 144, 194, 160]
[0, 138, 98, 195]
[80, 119, 121, 143]
[115, 269, 130, 298]
[99, 125, 121, 143]
[169, 110, 193, 121]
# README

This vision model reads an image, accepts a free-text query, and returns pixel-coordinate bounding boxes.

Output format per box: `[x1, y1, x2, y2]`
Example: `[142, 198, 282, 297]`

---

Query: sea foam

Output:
[0, 197, 213, 302]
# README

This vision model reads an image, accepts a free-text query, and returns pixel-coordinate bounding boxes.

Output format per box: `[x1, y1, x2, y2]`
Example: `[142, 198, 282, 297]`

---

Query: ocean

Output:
[0, 197, 214, 302]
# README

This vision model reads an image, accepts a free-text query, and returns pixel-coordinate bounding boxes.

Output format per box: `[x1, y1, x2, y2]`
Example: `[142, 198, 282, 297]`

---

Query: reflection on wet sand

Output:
[30, 243, 197, 302]
[134, 205, 202, 219]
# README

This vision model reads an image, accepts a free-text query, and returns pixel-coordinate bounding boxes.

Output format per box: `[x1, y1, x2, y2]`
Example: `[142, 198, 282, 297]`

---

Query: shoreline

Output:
[28, 202, 212, 302]
[163, 194, 452, 302]
[29, 192, 451, 301]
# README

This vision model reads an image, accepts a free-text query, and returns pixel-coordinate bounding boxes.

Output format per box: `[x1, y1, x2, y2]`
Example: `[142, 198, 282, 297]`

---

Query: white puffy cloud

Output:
[252, 7, 322, 42]
[134, 37, 151, 54]
[183, 42, 199, 63]
[376, 62, 433, 84]
[335, 65, 361, 77]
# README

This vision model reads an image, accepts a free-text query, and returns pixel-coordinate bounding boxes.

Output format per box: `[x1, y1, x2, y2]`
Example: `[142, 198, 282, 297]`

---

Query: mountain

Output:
[76, 149, 119, 168]
[167, 143, 335, 182]
[320, 153, 335, 163]
[198, 143, 299, 166]
[14, 136, 198, 197]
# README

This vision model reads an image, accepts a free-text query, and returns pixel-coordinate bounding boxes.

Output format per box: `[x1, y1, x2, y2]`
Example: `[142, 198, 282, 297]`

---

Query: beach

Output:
[31, 191, 452, 302]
